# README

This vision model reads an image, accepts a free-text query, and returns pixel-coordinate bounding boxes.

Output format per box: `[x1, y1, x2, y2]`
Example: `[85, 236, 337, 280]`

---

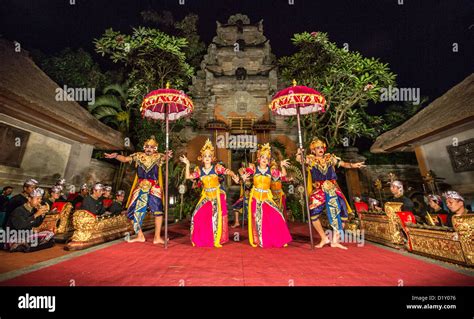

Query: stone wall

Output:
[0, 114, 118, 194]
[84, 159, 116, 186]
[419, 127, 474, 198]
[0, 115, 82, 192]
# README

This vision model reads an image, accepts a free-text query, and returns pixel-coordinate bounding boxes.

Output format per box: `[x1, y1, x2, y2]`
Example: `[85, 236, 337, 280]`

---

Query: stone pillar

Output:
[63, 142, 94, 186]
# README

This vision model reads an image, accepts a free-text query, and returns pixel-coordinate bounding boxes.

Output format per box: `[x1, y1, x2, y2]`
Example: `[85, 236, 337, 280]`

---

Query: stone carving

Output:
[227, 13, 250, 25]
[447, 138, 474, 172]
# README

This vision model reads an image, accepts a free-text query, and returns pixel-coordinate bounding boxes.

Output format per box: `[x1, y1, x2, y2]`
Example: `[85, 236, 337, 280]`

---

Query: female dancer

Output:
[241, 144, 292, 248]
[180, 139, 239, 247]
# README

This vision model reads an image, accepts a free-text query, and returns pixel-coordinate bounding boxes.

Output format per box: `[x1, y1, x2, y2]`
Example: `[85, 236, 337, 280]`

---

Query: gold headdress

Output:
[143, 135, 159, 148]
[198, 139, 216, 161]
[270, 159, 278, 169]
[257, 143, 271, 159]
[309, 138, 327, 151]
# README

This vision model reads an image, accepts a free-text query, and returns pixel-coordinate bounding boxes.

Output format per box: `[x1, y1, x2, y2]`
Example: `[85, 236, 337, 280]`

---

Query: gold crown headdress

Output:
[198, 139, 216, 161]
[270, 158, 278, 169]
[143, 135, 159, 148]
[309, 138, 327, 151]
[257, 143, 271, 159]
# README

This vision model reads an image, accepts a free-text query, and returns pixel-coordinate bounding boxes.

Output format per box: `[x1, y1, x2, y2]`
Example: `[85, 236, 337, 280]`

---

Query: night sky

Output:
[1, 0, 473, 102]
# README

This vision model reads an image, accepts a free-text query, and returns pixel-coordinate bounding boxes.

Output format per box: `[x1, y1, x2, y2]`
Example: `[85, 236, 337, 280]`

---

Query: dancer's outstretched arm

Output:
[104, 153, 132, 163]
[225, 168, 240, 184]
[179, 155, 194, 180]
[339, 160, 366, 169]
[280, 159, 290, 177]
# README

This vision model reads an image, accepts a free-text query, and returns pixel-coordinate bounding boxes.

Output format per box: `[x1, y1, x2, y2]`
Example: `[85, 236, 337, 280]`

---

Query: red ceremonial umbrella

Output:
[141, 83, 194, 249]
[269, 80, 326, 249]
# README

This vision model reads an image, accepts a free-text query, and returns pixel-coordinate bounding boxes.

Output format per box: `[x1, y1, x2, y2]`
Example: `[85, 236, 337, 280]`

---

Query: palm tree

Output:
[88, 81, 130, 133]
[88, 81, 132, 192]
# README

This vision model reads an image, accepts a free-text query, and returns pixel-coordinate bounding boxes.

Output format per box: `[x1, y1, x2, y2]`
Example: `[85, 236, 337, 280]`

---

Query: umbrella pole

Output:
[164, 105, 169, 249]
[296, 107, 314, 249]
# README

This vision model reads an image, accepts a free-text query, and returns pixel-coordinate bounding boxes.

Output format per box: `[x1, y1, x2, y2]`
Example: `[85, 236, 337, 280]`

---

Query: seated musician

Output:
[0, 186, 13, 228]
[375, 181, 415, 214]
[0, 186, 13, 212]
[108, 190, 125, 216]
[81, 183, 106, 216]
[6, 188, 54, 252]
[54, 178, 68, 202]
[101, 185, 113, 199]
[368, 198, 380, 212]
[100, 185, 113, 209]
[70, 184, 89, 209]
[3, 179, 38, 230]
[444, 191, 472, 228]
[43, 186, 62, 210]
[426, 194, 448, 225]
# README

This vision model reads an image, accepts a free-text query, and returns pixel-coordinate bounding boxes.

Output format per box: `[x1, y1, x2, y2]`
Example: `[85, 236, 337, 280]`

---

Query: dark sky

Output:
[1, 0, 473, 101]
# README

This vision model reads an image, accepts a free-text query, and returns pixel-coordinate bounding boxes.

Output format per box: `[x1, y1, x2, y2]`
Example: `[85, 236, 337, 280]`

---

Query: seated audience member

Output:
[81, 183, 106, 216]
[108, 190, 126, 216]
[70, 184, 89, 209]
[3, 179, 38, 230]
[6, 188, 54, 252]
[444, 191, 472, 228]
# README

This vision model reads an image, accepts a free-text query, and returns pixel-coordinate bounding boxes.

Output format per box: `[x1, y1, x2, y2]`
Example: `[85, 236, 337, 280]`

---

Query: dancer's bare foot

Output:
[153, 237, 168, 245]
[315, 238, 330, 248]
[127, 236, 146, 243]
[330, 242, 348, 250]
[231, 223, 240, 228]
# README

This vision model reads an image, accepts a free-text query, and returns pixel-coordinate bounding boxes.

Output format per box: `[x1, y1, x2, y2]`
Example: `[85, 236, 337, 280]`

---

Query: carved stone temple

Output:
[185, 14, 297, 172]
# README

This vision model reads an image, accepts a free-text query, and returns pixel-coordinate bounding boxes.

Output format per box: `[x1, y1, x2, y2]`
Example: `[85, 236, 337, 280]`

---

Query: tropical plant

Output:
[279, 32, 397, 148]
[32, 47, 110, 92]
[285, 194, 304, 222]
[94, 26, 193, 107]
[94, 25, 196, 150]
[88, 81, 130, 133]
[140, 10, 206, 70]
[381, 98, 427, 132]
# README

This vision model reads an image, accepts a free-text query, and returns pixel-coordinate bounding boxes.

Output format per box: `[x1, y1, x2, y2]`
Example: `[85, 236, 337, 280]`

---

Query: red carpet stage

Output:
[1, 222, 473, 286]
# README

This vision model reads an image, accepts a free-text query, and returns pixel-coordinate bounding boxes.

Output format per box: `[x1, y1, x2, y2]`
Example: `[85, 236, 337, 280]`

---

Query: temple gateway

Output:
[185, 14, 298, 173]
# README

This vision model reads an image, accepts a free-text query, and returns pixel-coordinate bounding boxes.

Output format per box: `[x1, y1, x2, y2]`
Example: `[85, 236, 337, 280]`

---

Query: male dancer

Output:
[296, 138, 365, 249]
[105, 136, 172, 244]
